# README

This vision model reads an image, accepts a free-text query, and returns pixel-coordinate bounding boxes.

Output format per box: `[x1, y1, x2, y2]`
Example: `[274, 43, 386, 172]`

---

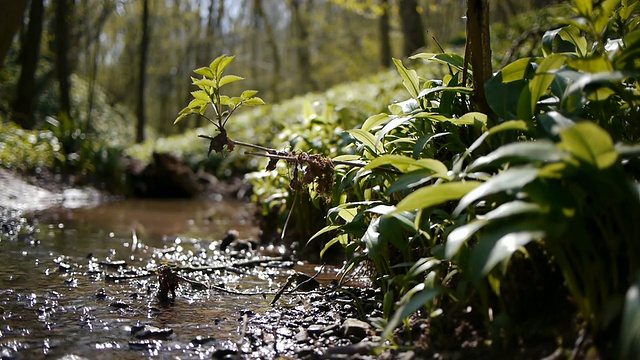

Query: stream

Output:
[0, 199, 356, 359]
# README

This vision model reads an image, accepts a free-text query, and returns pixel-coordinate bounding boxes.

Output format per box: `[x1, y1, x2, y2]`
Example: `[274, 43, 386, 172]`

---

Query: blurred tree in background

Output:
[1, 0, 563, 139]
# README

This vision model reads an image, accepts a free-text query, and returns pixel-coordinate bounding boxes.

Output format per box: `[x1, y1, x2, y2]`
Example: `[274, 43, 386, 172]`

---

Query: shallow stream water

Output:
[0, 199, 332, 359]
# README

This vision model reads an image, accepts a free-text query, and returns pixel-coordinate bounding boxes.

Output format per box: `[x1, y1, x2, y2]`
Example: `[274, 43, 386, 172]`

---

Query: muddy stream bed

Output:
[0, 198, 382, 360]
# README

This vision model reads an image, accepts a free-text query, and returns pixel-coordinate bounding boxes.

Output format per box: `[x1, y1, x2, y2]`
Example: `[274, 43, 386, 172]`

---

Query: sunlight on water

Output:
[0, 199, 292, 359]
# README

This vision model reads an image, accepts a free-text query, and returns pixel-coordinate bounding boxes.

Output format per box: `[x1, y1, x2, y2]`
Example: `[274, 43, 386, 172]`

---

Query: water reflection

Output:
[0, 199, 285, 359]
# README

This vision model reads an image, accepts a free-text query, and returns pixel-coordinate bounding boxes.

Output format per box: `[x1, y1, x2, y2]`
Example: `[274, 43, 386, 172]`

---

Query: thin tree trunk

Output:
[255, 0, 281, 100]
[290, 0, 317, 92]
[398, 0, 425, 57]
[136, 0, 150, 143]
[0, 0, 28, 70]
[13, 0, 45, 129]
[379, 0, 391, 67]
[55, 0, 73, 120]
[466, 0, 493, 118]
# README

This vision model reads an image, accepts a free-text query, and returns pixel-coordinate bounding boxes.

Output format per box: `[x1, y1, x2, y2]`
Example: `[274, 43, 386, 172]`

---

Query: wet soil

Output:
[0, 169, 387, 359]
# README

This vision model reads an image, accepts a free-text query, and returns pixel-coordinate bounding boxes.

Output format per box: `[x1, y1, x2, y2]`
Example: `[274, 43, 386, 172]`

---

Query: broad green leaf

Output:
[453, 167, 540, 216]
[417, 86, 473, 99]
[446, 220, 488, 259]
[382, 283, 441, 340]
[485, 71, 529, 120]
[488, 120, 529, 135]
[499, 58, 533, 83]
[454, 112, 487, 127]
[529, 54, 566, 115]
[365, 154, 447, 175]
[478, 200, 544, 221]
[538, 111, 575, 136]
[348, 129, 383, 154]
[567, 57, 614, 72]
[194, 67, 215, 78]
[561, 71, 627, 113]
[307, 225, 342, 245]
[187, 98, 208, 109]
[574, 0, 593, 17]
[470, 230, 544, 282]
[558, 122, 618, 169]
[375, 116, 413, 146]
[212, 55, 235, 77]
[559, 25, 588, 56]
[619, 273, 640, 359]
[173, 113, 189, 125]
[191, 90, 210, 102]
[243, 97, 266, 106]
[411, 52, 465, 70]
[387, 169, 449, 194]
[220, 95, 234, 107]
[393, 58, 420, 99]
[395, 181, 483, 213]
[192, 78, 217, 88]
[338, 207, 358, 222]
[362, 113, 391, 132]
[241, 90, 259, 99]
[467, 141, 564, 171]
[219, 75, 244, 87]
[332, 154, 362, 162]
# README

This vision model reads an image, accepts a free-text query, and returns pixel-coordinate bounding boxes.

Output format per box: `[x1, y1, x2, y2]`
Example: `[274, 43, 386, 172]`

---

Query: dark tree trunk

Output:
[379, 0, 391, 67]
[0, 0, 28, 70]
[136, 0, 150, 143]
[55, 0, 73, 119]
[466, 0, 493, 119]
[254, 0, 281, 100]
[290, 0, 317, 92]
[13, 0, 45, 129]
[398, 0, 426, 57]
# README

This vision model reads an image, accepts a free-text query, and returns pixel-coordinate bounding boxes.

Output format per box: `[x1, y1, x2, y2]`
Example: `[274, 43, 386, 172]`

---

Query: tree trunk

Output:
[290, 0, 317, 92]
[466, 0, 493, 119]
[398, 0, 425, 57]
[13, 0, 45, 129]
[254, 0, 281, 100]
[0, 0, 28, 70]
[136, 0, 150, 143]
[379, 0, 391, 67]
[55, 0, 73, 120]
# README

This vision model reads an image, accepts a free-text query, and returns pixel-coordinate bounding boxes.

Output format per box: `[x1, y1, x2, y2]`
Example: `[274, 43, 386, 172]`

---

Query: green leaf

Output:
[194, 67, 215, 78]
[446, 220, 488, 259]
[191, 90, 211, 102]
[307, 225, 342, 245]
[243, 97, 266, 106]
[558, 122, 618, 169]
[619, 273, 640, 359]
[480, 200, 544, 221]
[347, 129, 383, 154]
[362, 114, 391, 132]
[470, 230, 543, 282]
[574, 0, 593, 17]
[411, 52, 466, 70]
[453, 167, 540, 216]
[241, 90, 259, 99]
[210, 55, 235, 77]
[219, 75, 244, 87]
[365, 154, 447, 175]
[499, 58, 533, 83]
[488, 120, 529, 135]
[187, 98, 208, 109]
[382, 283, 441, 340]
[375, 116, 413, 145]
[558, 25, 588, 56]
[395, 181, 483, 213]
[220, 95, 234, 107]
[567, 56, 614, 72]
[393, 58, 420, 99]
[454, 112, 488, 127]
[192, 78, 217, 88]
[529, 54, 566, 116]
[467, 141, 565, 171]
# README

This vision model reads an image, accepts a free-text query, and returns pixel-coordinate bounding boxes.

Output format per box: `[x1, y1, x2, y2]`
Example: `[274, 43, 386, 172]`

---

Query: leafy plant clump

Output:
[175, 1, 640, 357]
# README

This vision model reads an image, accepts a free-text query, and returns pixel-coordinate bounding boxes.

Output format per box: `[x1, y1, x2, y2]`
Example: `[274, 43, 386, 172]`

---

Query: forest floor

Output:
[0, 168, 585, 359]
